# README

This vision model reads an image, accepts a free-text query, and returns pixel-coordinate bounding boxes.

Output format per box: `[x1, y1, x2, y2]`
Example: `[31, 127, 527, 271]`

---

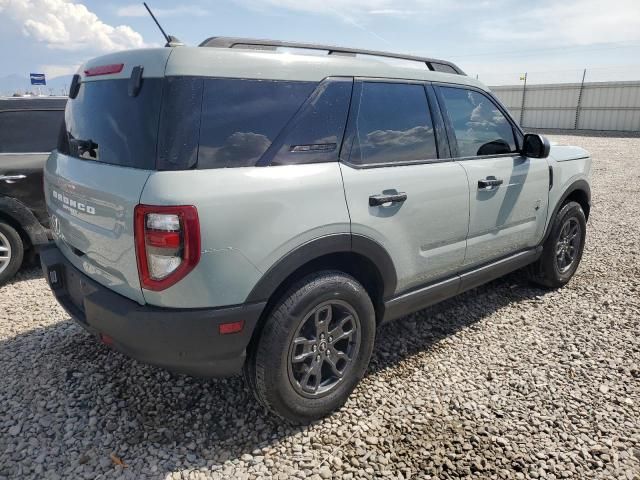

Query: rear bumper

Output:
[40, 243, 265, 377]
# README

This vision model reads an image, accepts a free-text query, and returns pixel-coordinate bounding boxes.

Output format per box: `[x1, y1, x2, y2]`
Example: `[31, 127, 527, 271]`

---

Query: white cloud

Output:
[0, 0, 148, 52]
[238, 0, 401, 43]
[478, 0, 640, 46]
[241, 0, 392, 15]
[39, 63, 80, 78]
[242, 0, 640, 47]
[239, 0, 504, 18]
[116, 4, 209, 17]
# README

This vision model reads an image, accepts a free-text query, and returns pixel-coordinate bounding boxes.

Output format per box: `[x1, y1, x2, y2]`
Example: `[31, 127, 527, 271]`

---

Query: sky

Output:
[1, 0, 640, 86]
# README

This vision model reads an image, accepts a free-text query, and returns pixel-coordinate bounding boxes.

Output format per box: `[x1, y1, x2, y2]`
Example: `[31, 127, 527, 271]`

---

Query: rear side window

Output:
[262, 78, 353, 166]
[348, 82, 438, 165]
[198, 79, 317, 169]
[0, 110, 64, 153]
[438, 87, 516, 157]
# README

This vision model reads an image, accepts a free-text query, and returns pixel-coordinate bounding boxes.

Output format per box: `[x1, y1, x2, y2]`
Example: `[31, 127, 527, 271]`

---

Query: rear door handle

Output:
[369, 192, 407, 207]
[0, 174, 27, 184]
[478, 177, 503, 189]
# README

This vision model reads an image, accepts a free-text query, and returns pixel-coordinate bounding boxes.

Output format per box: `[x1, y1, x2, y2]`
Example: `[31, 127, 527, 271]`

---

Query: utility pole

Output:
[519, 72, 527, 126]
[574, 68, 587, 130]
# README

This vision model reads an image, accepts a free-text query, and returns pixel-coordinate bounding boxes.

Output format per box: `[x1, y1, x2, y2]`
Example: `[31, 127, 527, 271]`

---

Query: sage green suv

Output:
[40, 38, 591, 423]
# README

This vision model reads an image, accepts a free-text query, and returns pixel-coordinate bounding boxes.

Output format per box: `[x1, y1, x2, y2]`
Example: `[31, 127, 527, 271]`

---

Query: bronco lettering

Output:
[52, 190, 96, 215]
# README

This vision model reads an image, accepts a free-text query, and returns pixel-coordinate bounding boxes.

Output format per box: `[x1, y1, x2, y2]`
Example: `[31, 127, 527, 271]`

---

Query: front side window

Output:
[349, 82, 437, 165]
[439, 86, 516, 157]
[0, 110, 64, 153]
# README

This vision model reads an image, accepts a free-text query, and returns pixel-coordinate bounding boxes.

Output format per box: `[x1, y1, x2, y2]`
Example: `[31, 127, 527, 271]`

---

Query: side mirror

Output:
[522, 133, 550, 159]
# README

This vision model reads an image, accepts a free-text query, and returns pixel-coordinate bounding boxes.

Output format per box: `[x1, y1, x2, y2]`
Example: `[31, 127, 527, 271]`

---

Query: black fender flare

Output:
[0, 196, 49, 246]
[542, 179, 591, 244]
[245, 233, 397, 303]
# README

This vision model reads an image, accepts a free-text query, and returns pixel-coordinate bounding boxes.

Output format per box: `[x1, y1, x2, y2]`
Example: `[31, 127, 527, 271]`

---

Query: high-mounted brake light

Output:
[134, 205, 200, 291]
[84, 63, 124, 77]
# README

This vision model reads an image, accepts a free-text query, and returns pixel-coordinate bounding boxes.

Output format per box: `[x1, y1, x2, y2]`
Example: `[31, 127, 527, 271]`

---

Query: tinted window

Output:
[265, 78, 352, 166]
[0, 110, 64, 153]
[62, 78, 163, 169]
[439, 87, 516, 157]
[198, 79, 317, 169]
[157, 76, 204, 170]
[349, 82, 437, 165]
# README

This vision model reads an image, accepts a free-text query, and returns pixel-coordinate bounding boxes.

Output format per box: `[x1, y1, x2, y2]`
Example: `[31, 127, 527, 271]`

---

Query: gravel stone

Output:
[1, 131, 639, 479]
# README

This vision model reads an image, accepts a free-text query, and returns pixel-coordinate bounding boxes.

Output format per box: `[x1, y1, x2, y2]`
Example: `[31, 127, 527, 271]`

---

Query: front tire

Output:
[245, 271, 376, 424]
[0, 221, 24, 287]
[529, 201, 586, 288]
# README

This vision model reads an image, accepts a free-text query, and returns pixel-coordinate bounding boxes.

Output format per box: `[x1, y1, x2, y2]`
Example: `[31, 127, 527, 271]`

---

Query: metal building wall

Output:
[491, 81, 640, 131]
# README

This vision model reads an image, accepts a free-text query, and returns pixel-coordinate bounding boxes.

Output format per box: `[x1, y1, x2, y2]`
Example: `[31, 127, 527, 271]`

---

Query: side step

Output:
[381, 248, 542, 323]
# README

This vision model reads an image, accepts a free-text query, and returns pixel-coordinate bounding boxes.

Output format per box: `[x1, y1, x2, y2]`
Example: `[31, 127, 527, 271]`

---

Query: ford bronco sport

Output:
[40, 38, 591, 423]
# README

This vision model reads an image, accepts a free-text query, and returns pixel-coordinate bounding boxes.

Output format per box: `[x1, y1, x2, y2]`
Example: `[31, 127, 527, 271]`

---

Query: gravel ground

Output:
[1, 132, 639, 480]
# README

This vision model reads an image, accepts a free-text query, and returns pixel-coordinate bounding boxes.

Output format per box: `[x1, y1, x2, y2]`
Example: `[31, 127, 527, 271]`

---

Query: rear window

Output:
[197, 79, 317, 169]
[61, 78, 163, 169]
[0, 110, 64, 153]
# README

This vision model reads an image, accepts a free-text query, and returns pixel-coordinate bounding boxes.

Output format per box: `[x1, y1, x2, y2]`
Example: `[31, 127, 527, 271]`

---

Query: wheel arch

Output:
[0, 196, 49, 249]
[245, 234, 397, 338]
[543, 179, 591, 244]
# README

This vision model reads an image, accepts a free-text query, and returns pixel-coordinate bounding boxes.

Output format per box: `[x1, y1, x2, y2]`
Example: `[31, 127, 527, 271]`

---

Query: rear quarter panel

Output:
[140, 163, 350, 308]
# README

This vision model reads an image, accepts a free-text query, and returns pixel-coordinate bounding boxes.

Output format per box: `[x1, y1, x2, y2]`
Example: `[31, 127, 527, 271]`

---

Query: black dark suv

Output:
[0, 96, 66, 285]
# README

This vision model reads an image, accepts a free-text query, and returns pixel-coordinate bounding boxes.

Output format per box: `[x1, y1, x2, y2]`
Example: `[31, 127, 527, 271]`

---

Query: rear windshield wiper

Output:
[69, 137, 98, 159]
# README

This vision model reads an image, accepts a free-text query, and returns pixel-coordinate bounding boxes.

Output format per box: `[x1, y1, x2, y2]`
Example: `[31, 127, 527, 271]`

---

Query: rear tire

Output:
[0, 221, 24, 287]
[245, 271, 376, 424]
[529, 201, 586, 288]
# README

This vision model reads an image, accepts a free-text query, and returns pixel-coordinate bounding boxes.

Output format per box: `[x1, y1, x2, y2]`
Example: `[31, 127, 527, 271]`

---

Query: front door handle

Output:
[478, 177, 503, 189]
[0, 174, 27, 184]
[369, 192, 407, 207]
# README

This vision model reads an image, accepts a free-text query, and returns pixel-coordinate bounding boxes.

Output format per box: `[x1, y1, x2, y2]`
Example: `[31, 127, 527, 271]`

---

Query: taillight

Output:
[134, 205, 200, 291]
[84, 63, 124, 77]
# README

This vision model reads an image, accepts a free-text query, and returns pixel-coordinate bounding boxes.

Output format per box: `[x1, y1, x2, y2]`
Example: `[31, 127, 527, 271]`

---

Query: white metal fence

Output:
[490, 80, 640, 132]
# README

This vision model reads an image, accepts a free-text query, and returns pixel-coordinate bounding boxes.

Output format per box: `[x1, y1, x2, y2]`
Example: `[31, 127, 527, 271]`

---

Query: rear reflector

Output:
[84, 63, 124, 77]
[100, 333, 114, 346]
[219, 321, 244, 335]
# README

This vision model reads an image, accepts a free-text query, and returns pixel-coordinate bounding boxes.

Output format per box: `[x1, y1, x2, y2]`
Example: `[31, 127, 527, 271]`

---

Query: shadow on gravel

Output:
[3, 263, 43, 285]
[0, 271, 548, 475]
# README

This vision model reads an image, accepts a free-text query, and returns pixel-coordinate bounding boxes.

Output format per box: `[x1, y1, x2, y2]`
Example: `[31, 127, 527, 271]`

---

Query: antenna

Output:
[143, 2, 183, 47]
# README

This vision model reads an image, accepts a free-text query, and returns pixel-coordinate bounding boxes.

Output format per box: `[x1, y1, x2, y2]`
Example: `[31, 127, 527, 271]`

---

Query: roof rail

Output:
[199, 37, 465, 75]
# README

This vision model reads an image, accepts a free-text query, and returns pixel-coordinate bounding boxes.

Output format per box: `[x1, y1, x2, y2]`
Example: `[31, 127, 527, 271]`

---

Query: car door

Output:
[0, 106, 66, 225]
[435, 84, 549, 268]
[339, 80, 470, 295]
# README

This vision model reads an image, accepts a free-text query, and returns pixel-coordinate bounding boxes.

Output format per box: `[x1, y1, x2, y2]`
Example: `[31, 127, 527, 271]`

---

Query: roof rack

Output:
[199, 37, 465, 75]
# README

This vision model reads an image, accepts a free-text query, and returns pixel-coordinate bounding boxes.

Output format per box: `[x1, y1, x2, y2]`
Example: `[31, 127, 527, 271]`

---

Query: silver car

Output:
[40, 38, 591, 423]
